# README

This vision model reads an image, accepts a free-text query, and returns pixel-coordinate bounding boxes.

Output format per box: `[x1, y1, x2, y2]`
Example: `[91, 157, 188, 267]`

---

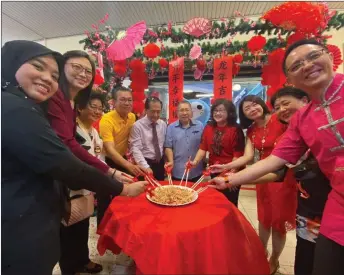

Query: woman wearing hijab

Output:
[1, 40, 147, 275]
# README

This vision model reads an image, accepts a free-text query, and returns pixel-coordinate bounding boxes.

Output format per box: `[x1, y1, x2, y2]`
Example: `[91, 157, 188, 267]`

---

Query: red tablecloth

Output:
[97, 182, 269, 275]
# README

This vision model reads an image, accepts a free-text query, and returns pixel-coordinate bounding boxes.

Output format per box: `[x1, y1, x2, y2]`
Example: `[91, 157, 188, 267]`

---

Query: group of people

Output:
[1, 38, 343, 275]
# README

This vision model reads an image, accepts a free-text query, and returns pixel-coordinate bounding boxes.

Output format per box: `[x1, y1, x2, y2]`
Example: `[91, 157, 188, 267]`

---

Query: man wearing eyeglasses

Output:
[210, 39, 344, 275]
[129, 96, 167, 180]
[99, 87, 145, 223]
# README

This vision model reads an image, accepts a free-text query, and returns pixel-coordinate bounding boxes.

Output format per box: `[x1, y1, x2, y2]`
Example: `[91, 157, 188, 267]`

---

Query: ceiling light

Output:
[196, 93, 213, 98]
[183, 89, 193, 93]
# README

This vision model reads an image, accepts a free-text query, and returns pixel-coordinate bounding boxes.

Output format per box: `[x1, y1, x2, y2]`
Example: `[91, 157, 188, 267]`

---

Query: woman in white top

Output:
[59, 90, 109, 275]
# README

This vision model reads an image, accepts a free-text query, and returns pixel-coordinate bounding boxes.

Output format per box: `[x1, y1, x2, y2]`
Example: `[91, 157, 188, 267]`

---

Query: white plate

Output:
[146, 185, 198, 207]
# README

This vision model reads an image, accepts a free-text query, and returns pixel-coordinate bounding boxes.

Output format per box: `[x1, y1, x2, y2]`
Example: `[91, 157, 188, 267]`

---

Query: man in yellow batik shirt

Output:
[98, 86, 145, 224]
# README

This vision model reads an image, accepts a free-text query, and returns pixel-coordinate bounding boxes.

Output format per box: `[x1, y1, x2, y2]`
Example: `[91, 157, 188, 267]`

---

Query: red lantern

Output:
[132, 101, 145, 115]
[129, 59, 146, 71]
[143, 43, 161, 59]
[113, 64, 126, 77]
[247, 35, 266, 53]
[196, 59, 206, 71]
[132, 91, 146, 101]
[232, 64, 240, 76]
[94, 71, 104, 85]
[159, 58, 169, 68]
[233, 54, 243, 64]
[115, 60, 127, 66]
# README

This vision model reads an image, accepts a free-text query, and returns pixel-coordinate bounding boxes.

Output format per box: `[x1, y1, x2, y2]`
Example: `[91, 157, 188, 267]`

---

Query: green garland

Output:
[79, 11, 344, 91]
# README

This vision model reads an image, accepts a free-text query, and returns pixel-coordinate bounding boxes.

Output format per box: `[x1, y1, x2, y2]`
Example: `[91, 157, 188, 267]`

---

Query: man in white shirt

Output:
[129, 97, 167, 180]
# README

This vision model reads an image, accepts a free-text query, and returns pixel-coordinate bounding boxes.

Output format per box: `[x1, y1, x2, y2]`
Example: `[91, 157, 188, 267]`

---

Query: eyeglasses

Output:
[118, 98, 133, 104]
[67, 63, 93, 78]
[287, 49, 328, 74]
[88, 104, 103, 112]
[213, 109, 227, 114]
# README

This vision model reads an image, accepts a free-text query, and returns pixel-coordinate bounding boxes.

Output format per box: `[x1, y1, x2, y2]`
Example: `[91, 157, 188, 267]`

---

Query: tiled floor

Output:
[53, 189, 295, 275]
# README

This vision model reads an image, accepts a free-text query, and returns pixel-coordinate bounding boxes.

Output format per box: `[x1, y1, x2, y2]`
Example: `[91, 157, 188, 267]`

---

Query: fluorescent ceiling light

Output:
[183, 90, 193, 93]
[196, 93, 213, 98]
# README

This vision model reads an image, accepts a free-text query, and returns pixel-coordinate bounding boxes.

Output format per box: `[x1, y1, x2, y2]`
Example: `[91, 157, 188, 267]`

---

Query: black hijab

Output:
[1, 40, 63, 88]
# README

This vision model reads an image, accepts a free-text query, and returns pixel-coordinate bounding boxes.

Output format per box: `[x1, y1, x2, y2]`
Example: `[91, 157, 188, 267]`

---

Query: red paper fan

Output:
[106, 21, 147, 61]
[262, 2, 327, 35]
[287, 32, 307, 46]
[247, 35, 266, 53]
[183, 17, 212, 38]
[327, 44, 343, 71]
[143, 43, 160, 59]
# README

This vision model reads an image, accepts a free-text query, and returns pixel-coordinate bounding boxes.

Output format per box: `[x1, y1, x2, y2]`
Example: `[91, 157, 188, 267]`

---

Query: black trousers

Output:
[211, 173, 240, 207]
[312, 233, 344, 275]
[59, 218, 90, 274]
[145, 158, 165, 181]
[97, 157, 127, 226]
[294, 235, 316, 275]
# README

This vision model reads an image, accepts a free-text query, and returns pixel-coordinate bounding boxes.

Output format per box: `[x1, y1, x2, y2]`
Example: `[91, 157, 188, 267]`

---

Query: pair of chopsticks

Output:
[164, 164, 173, 185]
[179, 157, 192, 187]
[143, 171, 161, 189]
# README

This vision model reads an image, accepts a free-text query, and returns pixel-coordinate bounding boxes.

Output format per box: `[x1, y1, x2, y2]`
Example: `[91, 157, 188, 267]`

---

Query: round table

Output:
[97, 182, 269, 275]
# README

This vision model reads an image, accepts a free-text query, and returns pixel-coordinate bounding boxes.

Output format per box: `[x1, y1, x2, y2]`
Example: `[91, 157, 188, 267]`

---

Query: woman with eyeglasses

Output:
[46, 51, 140, 275]
[211, 95, 298, 274]
[190, 99, 245, 207]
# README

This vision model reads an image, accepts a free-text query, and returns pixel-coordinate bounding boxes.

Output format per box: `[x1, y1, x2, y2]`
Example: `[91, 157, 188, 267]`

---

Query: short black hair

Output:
[177, 100, 192, 110]
[283, 39, 326, 75]
[271, 86, 310, 107]
[145, 96, 163, 110]
[209, 98, 237, 127]
[239, 95, 270, 129]
[74, 90, 105, 115]
[112, 86, 132, 100]
[59, 50, 96, 100]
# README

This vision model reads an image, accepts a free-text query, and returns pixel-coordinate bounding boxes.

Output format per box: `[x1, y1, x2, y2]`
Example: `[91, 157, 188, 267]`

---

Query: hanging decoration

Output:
[261, 48, 287, 97]
[326, 44, 343, 71]
[214, 56, 233, 100]
[106, 21, 147, 61]
[247, 35, 267, 54]
[168, 57, 184, 123]
[262, 1, 333, 35]
[182, 17, 213, 38]
[143, 43, 161, 59]
[94, 68, 105, 86]
[129, 59, 147, 117]
[189, 44, 202, 60]
[158, 58, 169, 69]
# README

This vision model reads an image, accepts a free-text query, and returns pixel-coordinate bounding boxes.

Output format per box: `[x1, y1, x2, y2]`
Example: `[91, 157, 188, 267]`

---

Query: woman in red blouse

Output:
[191, 99, 245, 206]
[211, 95, 297, 274]
[47, 51, 139, 275]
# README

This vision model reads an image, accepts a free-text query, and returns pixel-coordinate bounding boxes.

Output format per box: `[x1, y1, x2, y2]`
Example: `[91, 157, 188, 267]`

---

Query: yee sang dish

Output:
[150, 186, 196, 205]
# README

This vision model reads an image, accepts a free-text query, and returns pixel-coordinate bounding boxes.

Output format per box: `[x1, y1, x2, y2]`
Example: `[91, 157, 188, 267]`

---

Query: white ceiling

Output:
[2, 1, 344, 43]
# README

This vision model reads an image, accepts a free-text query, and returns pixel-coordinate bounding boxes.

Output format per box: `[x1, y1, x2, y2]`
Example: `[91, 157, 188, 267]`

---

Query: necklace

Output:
[251, 116, 270, 162]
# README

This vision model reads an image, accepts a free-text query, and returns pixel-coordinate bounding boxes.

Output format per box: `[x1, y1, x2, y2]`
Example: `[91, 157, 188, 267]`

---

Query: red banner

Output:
[168, 57, 184, 123]
[214, 56, 233, 100]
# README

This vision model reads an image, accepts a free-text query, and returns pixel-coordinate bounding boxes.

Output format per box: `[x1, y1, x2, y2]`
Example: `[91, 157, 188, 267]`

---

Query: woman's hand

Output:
[209, 163, 230, 174]
[189, 160, 198, 168]
[208, 173, 236, 190]
[114, 170, 134, 184]
[208, 177, 227, 190]
[125, 181, 148, 197]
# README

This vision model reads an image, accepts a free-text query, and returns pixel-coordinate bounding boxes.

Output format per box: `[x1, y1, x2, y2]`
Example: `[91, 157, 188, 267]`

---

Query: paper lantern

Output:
[233, 54, 243, 64]
[196, 59, 206, 71]
[247, 35, 266, 53]
[143, 43, 161, 59]
[113, 64, 126, 77]
[129, 59, 146, 71]
[158, 58, 169, 68]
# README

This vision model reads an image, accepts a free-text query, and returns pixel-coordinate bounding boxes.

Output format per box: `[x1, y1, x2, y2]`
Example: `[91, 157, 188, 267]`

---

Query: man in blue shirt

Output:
[164, 100, 204, 182]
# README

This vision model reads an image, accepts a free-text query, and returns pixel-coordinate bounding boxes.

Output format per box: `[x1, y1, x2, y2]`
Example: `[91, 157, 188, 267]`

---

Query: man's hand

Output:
[127, 163, 144, 176]
[165, 162, 174, 169]
[143, 167, 153, 175]
[124, 181, 149, 197]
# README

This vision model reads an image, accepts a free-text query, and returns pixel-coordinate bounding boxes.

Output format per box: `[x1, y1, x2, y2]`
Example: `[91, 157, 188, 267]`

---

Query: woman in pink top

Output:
[210, 39, 344, 275]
